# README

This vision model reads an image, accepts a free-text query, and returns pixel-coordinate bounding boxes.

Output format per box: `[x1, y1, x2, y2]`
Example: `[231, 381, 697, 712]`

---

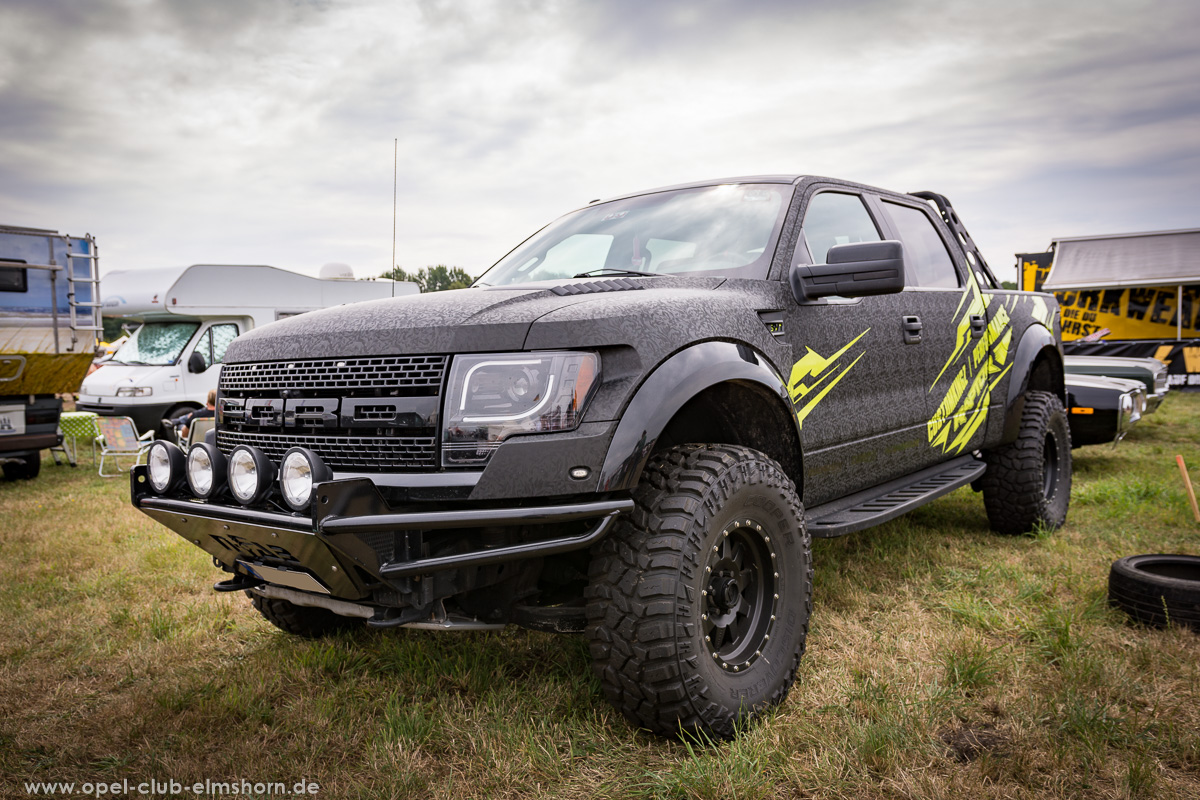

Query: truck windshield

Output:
[110, 321, 200, 366]
[477, 183, 791, 286]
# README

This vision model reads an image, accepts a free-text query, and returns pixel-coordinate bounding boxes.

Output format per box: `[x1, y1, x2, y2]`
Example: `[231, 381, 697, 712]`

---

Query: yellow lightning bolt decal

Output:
[788, 329, 870, 428]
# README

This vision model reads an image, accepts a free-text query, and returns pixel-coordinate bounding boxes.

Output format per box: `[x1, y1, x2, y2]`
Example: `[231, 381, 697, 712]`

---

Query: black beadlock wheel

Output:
[585, 443, 812, 740]
[980, 390, 1072, 535]
[247, 592, 362, 638]
[1108, 554, 1200, 631]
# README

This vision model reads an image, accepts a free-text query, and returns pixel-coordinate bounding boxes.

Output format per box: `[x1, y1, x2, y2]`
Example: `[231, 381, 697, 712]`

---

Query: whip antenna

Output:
[391, 138, 397, 298]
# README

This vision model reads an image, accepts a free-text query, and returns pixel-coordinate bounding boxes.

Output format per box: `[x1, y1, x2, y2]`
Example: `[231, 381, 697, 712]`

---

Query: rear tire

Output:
[2, 450, 41, 481]
[247, 592, 362, 638]
[980, 390, 1071, 535]
[586, 444, 811, 739]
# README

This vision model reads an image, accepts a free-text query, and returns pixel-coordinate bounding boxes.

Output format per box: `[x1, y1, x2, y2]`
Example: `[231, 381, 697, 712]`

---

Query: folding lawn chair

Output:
[187, 417, 216, 447]
[93, 416, 155, 477]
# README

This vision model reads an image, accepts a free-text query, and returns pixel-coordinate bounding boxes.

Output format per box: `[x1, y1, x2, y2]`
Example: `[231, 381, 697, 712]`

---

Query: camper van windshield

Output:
[110, 321, 200, 366]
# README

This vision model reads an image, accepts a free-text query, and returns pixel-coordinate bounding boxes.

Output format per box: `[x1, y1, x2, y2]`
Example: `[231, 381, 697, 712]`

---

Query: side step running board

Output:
[805, 454, 986, 538]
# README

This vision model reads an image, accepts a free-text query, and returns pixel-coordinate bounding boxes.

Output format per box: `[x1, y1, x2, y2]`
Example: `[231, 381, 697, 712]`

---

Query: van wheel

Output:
[585, 444, 811, 739]
[980, 390, 1071, 535]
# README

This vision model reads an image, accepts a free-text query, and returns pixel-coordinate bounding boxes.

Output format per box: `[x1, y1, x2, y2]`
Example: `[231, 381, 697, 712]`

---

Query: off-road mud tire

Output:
[248, 592, 362, 638]
[586, 443, 811, 739]
[2, 450, 41, 481]
[980, 390, 1071, 535]
[1108, 554, 1200, 631]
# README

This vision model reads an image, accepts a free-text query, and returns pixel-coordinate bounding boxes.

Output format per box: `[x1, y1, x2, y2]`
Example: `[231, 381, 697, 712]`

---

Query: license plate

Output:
[0, 405, 25, 436]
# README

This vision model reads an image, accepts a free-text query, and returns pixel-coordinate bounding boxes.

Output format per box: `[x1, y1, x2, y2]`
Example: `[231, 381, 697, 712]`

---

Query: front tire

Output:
[586, 444, 812, 739]
[248, 592, 362, 638]
[980, 390, 1072, 535]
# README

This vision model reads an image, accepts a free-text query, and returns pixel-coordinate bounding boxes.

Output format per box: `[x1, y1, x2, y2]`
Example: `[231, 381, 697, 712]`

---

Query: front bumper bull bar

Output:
[131, 465, 633, 599]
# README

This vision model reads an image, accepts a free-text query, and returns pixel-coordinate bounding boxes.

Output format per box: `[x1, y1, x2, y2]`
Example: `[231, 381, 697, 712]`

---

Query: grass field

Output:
[3, 397, 1200, 800]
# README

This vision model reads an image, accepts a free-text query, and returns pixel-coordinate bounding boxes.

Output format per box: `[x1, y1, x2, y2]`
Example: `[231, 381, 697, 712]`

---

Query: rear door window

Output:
[881, 201, 960, 288]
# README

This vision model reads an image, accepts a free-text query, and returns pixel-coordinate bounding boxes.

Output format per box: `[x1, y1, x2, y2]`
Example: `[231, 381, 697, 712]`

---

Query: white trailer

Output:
[78, 264, 416, 433]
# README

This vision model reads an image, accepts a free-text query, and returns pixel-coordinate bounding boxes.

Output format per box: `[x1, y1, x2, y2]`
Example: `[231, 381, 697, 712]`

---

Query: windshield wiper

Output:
[572, 267, 658, 279]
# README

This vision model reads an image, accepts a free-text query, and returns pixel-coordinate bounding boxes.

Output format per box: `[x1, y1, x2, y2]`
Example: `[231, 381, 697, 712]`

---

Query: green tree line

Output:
[382, 265, 473, 292]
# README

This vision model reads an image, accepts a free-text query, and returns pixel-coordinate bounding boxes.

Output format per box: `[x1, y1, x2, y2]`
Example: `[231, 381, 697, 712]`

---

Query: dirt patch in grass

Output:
[939, 722, 1010, 762]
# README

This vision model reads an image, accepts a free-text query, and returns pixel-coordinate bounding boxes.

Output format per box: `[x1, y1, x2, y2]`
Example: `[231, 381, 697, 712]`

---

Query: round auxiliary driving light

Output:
[227, 445, 275, 506]
[147, 440, 186, 495]
[279, 447, 332, 512]
[186, 442, 228, 499]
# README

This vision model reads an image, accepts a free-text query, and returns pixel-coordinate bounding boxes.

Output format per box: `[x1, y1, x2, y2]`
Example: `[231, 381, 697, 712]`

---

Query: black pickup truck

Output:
[132, 175, 1070, 739]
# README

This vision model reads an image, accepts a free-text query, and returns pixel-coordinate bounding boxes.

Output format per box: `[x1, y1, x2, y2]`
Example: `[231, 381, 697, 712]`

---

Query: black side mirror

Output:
[187, 351, 208, 373]
[790, 240, 906, 302]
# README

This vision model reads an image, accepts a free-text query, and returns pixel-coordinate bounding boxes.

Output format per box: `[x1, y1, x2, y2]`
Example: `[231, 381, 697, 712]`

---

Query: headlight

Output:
[228, 445, 275, 505]
[186, 442, 227, 499]
[147, 440, 185, 494]
[442, 351, 600, 467]
[279, 447, 331, 512]
[116, 386, 153, 397]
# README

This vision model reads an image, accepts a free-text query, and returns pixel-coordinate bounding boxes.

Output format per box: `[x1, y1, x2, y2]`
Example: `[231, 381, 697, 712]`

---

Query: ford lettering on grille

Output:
[217, 355, 447, 472]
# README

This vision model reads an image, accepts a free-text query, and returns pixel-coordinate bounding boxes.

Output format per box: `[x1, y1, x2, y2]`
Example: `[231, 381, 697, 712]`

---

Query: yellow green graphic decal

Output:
[788, 329, 870, 428]
[927, 271, 1015, 454]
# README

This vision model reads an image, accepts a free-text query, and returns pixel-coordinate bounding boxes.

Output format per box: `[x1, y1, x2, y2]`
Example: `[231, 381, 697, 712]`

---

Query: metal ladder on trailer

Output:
[62, 234, 102, 353]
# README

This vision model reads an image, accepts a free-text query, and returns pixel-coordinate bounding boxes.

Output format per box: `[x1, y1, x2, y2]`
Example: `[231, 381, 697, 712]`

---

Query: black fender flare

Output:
[1001, 323, 1064, 443]
[596, 340, 799, 492]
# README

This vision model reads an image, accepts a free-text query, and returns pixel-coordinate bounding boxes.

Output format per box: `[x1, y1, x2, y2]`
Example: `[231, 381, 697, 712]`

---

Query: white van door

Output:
[180, 322, 241, 403]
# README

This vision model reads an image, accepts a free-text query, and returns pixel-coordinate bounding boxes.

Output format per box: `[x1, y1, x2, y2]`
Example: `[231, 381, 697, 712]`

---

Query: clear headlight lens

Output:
[442, 351, 600, 467]
[147, 440, 184, 494]
[116, 386, 153, 397]
[228, 445, 274, 505]
[186, 442, 226, 498]
[279, 447, 331, 512]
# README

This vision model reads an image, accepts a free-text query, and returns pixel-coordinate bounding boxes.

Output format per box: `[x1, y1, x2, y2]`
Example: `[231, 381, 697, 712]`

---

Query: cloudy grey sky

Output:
[1, 0, 1198, 284]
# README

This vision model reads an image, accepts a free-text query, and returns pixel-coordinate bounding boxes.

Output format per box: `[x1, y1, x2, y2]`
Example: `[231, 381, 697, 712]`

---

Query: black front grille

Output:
[217, 430, 437, 471]
[220, 355, 447, 395]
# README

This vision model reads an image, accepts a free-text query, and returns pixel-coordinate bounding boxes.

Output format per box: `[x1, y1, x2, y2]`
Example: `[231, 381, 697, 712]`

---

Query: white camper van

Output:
[78, 264, 415, 434]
